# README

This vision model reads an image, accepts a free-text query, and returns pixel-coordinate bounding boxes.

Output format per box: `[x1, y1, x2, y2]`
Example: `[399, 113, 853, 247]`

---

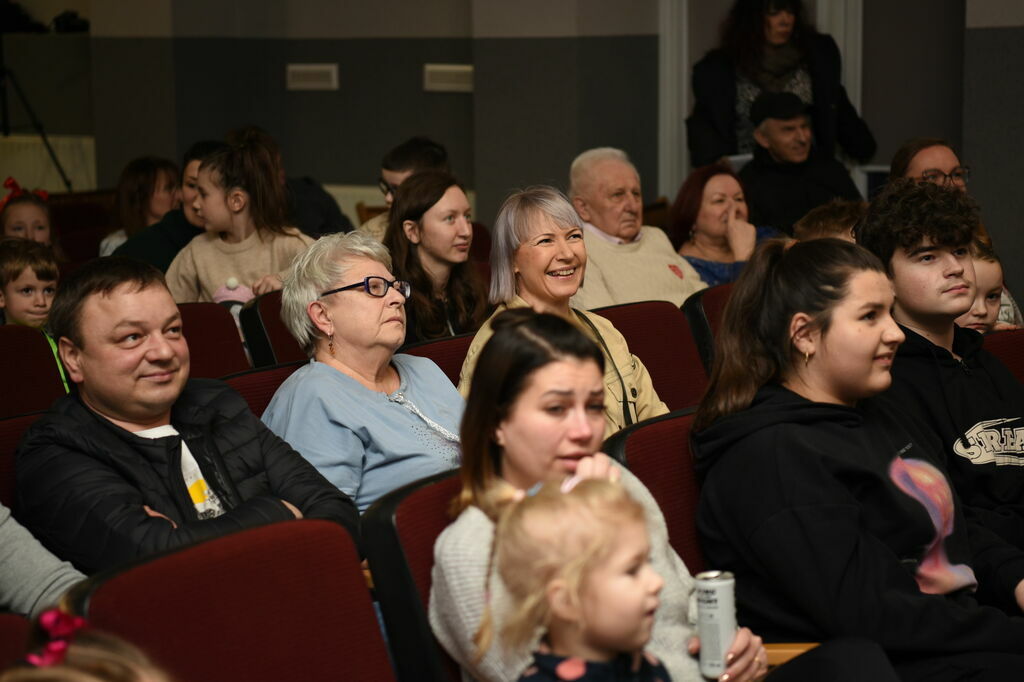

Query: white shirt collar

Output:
[582, 221, 642, 245]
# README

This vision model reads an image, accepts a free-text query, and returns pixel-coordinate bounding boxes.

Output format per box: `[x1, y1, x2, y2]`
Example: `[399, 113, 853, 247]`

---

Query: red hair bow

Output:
[25, 609, 88, 667]
[0, 177, 49, 214]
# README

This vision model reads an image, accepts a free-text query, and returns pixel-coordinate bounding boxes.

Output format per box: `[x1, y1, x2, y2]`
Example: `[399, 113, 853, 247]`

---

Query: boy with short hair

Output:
[357, 136, 449, 241]
[858, 179, 1024, 548]
[0, 238, 58, 329]
[792, 198, 865, 243]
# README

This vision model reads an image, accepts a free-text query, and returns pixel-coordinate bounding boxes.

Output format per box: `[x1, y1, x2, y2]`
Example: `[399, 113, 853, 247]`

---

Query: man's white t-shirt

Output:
[135, 424, 227, 520]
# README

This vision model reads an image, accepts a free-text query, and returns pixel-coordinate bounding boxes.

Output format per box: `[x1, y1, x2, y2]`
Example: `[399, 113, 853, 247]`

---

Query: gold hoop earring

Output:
[804, 349, 811, 366]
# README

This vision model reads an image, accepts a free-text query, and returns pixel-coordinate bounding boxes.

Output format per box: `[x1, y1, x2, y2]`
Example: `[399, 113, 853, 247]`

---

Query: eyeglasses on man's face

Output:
[378, 178, 400, 197]
[320, 276, 411, 300]
[919, 166, 970, 186]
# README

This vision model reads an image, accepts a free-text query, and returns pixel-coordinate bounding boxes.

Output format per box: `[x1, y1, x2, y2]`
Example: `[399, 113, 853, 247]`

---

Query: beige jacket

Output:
[457, 296, 669, 440]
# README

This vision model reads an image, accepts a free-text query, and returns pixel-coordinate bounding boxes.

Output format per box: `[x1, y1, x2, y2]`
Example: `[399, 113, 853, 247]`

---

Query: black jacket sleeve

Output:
[16, 439, 296, 574]
[251, 415, 361, 544]
[686, 50, 738, 167]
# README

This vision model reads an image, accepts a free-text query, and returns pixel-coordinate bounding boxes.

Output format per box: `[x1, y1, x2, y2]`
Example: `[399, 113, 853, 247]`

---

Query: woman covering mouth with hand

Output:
[457, 186, 668, 438]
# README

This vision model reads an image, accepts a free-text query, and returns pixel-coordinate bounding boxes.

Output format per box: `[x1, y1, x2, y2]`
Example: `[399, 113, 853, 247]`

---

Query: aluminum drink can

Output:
[695, 570, 736, 679]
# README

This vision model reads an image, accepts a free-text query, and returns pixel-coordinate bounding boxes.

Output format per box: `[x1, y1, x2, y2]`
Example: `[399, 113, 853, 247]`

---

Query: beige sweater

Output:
[571, 226, 706, 310]
[458, 296, 669, 440]
[428, 468, 700, 682]
[166, 227, 313, 303]
[357, 212, 389, 242]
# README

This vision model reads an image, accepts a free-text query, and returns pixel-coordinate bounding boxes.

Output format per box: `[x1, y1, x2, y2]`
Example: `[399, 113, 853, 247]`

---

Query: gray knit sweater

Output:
[429, 468, 701, 682]
[0, 504, 83, 617]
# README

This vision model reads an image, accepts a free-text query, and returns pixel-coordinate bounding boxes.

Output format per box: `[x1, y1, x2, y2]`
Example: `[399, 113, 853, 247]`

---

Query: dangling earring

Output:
[328, 334, 335, 356]
[804, 349, 811, 366]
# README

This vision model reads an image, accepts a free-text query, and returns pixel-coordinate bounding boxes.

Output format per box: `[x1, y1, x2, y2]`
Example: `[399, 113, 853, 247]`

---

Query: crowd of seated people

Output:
[5, 1, 1024, 677]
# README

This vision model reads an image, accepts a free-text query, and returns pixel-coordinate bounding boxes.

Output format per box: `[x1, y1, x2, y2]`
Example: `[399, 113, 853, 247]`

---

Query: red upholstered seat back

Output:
[0, 412, 44, 509]
[223, 361, 305, 418]
[363, 472, 462, 681]
[984, 328, 1024, 383]
[0, 326, 66, 418]
[593, 300, 708, 410]
[178, 302, 250, 378]
[240, 290, 305, 368]
[401, 333, 475, 388]
[683, 283, 735, 373]
[0, 613, 30, 669]
[81, 520, 393, 682]
[470, 222, 491, 264]
[604, 409, 705, 574]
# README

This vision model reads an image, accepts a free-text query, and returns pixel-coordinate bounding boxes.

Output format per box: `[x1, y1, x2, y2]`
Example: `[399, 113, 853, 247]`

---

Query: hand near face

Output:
[572, 452, 622, 483]
[688, 627, 767, 682]
[252, 274, 284, 296]
[724, 204, 757, 262]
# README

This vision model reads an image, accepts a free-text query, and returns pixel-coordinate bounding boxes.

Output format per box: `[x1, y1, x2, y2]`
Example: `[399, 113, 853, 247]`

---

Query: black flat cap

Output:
[750, 91, 810, 126]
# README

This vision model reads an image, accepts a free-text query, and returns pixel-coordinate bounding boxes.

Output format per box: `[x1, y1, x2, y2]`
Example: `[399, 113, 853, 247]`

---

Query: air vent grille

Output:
[423, 63, 473, 93]
[286, 64, 339, 91]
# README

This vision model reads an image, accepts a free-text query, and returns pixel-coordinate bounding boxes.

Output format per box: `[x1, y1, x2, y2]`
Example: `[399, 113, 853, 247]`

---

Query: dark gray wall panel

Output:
[472, 35, 658, 225]
[172, 38, 474, 188]
[3, 34, 93, 136]
[861, 0, 964, 165]
[91, 38, 178, 186]
[964, 26, 1024, 296]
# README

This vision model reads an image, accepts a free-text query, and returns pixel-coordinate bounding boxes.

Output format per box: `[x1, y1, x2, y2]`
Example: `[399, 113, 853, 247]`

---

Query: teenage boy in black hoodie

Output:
[858, 179, 1024, 548]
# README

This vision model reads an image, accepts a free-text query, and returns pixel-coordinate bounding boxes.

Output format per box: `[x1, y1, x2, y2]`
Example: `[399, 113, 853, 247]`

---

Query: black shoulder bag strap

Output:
[572, 309, 635, 428]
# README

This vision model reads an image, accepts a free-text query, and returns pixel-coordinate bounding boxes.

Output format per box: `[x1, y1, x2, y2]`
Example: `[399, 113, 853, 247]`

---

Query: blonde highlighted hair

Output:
[473, 478, 645, 658]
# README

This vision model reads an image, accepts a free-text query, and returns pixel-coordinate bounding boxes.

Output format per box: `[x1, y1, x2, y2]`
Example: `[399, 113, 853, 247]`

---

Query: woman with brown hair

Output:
[384, 171, 487, 345]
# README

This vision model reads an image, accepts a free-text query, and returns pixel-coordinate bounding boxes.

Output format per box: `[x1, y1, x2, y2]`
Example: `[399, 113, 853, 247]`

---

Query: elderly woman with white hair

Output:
[457, 186, 668, 438]
[262, 231, 463, 513]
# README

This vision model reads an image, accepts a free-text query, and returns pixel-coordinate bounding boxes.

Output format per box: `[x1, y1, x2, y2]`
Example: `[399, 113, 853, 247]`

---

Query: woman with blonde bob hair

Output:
[457, 186, 667, 439]
[262, 231, 463, 513]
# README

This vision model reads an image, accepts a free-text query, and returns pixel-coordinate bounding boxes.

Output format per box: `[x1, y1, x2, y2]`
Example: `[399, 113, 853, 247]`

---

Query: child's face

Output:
[193, 168, 232, 233]
[0, 267, 57, 328]
[146, 170, 181, 225]
[577, 519, 663, 661]
[955, 258, 1003, 334]
[3, 203, 51, 245]
[890, 238, 974, 327]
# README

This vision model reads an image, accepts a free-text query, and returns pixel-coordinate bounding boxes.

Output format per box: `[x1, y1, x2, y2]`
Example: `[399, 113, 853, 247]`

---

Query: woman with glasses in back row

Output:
[262, 232, 464, 513]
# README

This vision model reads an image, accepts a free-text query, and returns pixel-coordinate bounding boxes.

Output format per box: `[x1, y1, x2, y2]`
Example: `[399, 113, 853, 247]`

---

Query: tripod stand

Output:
[0, 35, 73, 192]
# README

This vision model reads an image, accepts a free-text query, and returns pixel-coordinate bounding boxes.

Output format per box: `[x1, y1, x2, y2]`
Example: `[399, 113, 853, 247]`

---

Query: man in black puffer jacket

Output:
[15, 257, 359, 574]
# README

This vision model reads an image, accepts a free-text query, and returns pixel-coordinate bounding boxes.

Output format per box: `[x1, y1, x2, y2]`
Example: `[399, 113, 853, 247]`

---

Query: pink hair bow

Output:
[25, 609, 88, 667]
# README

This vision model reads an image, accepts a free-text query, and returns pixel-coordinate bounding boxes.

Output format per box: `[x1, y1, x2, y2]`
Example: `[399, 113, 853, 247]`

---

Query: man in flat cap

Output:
[738, 91, 861, 235]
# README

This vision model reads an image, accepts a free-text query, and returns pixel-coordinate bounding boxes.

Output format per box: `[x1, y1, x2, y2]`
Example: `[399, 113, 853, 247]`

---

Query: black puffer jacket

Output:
[15, 379, 359, 574]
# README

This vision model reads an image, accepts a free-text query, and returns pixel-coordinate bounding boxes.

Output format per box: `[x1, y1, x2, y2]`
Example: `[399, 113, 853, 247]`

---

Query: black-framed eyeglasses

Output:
[919, 166, 970, 186]
[378, 177, 400, 197]
[320, 276, 411, 300]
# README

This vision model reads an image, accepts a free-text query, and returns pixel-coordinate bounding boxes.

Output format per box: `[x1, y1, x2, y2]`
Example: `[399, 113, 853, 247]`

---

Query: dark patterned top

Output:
[518, 651, 671, 682]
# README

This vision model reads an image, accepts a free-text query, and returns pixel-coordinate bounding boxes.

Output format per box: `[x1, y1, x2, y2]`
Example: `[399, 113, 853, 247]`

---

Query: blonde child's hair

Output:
[473, 478, 646, 659]
[1, 628, 172, 682]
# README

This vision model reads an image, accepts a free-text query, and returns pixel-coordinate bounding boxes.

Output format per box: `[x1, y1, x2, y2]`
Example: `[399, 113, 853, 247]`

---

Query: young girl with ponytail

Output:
[166, 131, 312, 304]
[694, 237, 1024, 680]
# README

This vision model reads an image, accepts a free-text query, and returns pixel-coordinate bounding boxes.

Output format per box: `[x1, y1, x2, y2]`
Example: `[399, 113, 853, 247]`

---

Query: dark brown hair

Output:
[694, 238, 886, 431]
[202, 128, 289, 236]
[0, 238, 58, 287]
[114, 157, 180, 238]
[720, 0, 817, 80]
[888, 137, 957, 181]
[384, 171, 486, 340]
[455, 310, 604, 518]
[857, 178, 978, 272]
[381, 136, 449, 173]
[47, 257, 167, 348]
[667, 163, 744, 251]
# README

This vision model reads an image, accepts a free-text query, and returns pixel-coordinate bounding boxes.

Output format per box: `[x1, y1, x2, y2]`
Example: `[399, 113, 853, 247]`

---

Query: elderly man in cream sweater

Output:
[569, 147, 705, 310]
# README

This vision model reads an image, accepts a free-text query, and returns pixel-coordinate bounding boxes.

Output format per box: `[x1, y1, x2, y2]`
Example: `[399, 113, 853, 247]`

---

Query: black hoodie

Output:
[693, 384, 1024, 658]
[886, 325, 1024, 548]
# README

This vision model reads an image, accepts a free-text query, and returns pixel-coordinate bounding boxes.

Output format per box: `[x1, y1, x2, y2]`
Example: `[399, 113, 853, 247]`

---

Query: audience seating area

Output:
[69, 520, 394, 682]
[240, 290, 306, 368]
[0, 326, 66, 419]
[178, 302, 250, 378]
[985, 328, 1024, 383]
[401, 332, 476, 387]
[0, 613, 30, 671]
[682, 283, 733, 373]
[363, 471, 463, 682]
[223, 361, 305, 417]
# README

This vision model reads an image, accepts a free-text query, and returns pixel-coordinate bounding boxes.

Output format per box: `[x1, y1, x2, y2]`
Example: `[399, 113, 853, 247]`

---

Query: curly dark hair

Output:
[856, 178, 978, 272]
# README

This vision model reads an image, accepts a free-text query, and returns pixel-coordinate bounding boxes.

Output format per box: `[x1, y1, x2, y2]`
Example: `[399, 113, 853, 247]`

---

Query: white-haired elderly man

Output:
[568, 148, 705, 310]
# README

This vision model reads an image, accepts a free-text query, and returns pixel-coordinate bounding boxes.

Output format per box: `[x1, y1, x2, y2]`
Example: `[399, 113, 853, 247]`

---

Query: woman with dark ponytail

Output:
[165, 128, 312, 304]
[694, 238, 1024, 679]
[384, 171, 487, 344]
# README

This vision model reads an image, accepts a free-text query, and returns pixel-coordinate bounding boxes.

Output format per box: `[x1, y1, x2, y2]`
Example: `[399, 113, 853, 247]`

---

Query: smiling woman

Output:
[457, 186, 668, 439]
[262, 231, 463, 512]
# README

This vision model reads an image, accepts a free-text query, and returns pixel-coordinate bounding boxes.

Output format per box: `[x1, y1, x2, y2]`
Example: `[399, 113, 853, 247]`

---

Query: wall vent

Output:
[423, 63, 473, 93]
[286, 63, 339, 91]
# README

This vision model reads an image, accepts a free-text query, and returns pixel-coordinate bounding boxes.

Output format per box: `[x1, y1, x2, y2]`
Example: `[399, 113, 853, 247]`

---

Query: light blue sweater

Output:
[262, 355, 463, 512]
